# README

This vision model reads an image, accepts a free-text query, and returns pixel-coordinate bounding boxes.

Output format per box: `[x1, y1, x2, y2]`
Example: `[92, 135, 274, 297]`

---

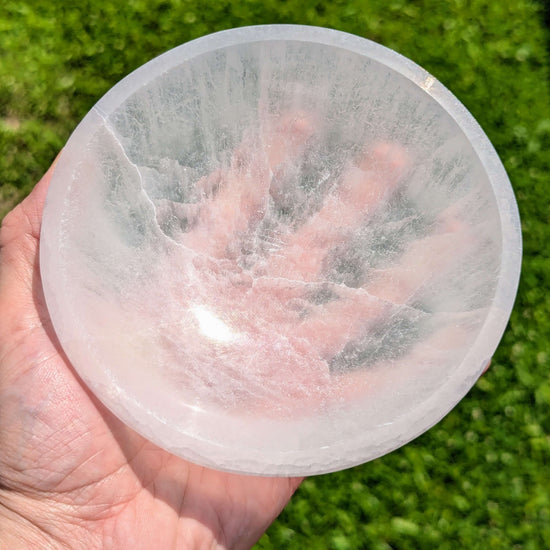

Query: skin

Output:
[0, 113, 490, 549]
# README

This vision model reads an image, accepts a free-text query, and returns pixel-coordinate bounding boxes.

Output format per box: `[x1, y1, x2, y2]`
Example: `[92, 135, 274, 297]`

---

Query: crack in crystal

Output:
[93, 107, 187, 250]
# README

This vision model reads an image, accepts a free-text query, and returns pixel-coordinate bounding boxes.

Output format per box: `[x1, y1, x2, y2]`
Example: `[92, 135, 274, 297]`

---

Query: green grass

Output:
[1, 1, 549, 548]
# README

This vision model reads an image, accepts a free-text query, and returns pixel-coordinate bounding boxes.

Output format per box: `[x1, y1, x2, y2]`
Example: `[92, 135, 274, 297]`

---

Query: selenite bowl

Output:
[40, 25, 522, 476]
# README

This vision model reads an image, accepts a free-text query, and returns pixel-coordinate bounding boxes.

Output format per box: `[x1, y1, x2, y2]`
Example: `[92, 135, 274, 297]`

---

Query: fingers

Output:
[0, 155, 60, 295]
[183, 112, 315, 259]
[265, 142, 409, 282]
[289, 207, 473, 367]
[263, 112, 315, 168]
[326, 315, 478, 406]
[365, 211, 473, 304]
[334, 142, 410, 223]
[291, 286, 391, 359]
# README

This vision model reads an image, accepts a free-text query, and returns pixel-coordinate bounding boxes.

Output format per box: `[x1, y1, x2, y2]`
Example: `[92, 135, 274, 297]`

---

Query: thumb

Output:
[0, 156, 60, 338]
[0, 155, 60, 250]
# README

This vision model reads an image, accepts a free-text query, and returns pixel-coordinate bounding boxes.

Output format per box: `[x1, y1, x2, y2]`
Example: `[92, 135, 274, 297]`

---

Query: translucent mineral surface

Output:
[40, 26, 521, 475]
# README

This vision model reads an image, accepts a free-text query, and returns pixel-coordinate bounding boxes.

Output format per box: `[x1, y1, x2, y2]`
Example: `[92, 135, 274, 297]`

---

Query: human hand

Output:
[0, 161, 303, 550]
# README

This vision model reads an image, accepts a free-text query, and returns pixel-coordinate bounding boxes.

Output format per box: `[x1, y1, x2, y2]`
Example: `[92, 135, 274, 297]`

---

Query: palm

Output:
[0, 166, 301, 549]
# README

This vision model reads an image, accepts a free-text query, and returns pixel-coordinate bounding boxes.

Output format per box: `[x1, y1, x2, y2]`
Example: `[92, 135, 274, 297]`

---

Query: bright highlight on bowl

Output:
[40, 25, 521, 476]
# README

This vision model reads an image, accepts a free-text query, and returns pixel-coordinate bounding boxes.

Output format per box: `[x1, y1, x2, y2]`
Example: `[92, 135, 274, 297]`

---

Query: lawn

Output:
[1, 1, 549, 548]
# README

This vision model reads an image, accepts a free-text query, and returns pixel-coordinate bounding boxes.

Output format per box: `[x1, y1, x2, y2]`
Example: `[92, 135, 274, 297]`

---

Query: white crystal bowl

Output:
[40, 25, 521, 476]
